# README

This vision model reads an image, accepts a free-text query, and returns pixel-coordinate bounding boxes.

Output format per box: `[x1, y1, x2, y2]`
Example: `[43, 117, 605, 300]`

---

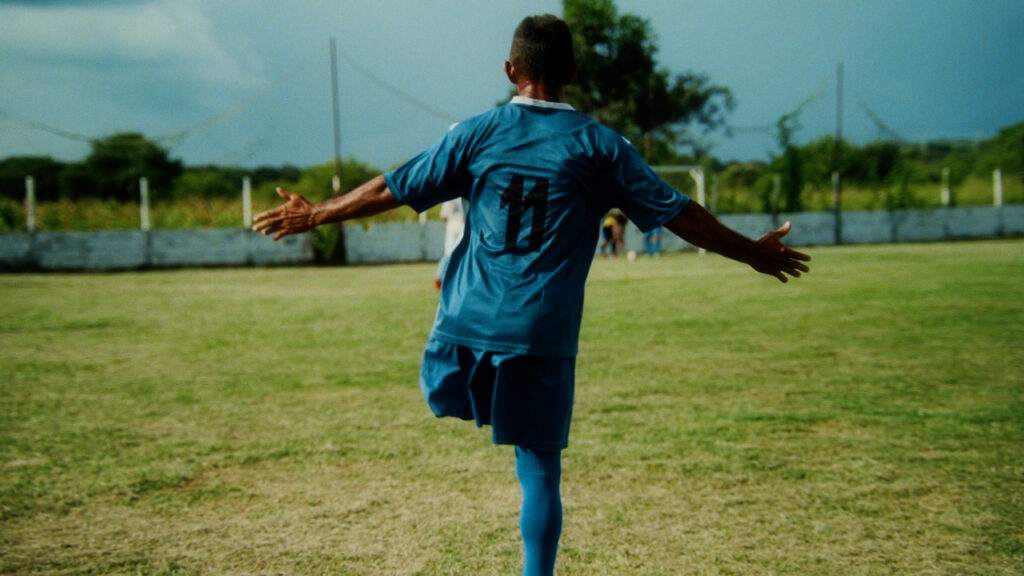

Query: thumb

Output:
[758, 221, 792, 243]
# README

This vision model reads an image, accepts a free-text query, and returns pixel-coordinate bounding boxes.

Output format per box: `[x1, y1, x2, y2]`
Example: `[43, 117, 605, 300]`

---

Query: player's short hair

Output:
[510, 14, 576, 86]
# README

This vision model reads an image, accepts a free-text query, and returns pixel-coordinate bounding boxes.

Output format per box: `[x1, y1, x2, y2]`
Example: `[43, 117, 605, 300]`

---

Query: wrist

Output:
[309, 204, 324, 228]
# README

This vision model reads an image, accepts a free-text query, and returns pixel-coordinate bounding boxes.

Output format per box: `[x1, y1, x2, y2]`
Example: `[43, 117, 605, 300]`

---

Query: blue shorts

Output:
[419, 337, 575, 451]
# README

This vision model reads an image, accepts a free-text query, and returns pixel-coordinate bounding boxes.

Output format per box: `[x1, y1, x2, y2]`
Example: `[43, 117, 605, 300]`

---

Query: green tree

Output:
[277, 160, 378, 206]
[975, 121, 1024, 180]
[802, 136, 856, 188]
[562, 0, 733, 163]
[0, 156, 65, 201]
[771, 109, 804, 212]
[172, 168, 238, 201]
[251, 165, 302, 188]
[279, 159, 383, 263]
[856, 141, 902, 184]
[82, 133, 182, 201]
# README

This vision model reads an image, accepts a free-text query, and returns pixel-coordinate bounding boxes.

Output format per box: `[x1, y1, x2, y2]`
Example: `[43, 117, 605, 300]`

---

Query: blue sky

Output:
[1, 0, 1022, 171]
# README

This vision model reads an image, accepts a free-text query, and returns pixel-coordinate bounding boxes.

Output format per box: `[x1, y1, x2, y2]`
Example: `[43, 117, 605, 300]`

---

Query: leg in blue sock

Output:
[515, 445, 563, 576]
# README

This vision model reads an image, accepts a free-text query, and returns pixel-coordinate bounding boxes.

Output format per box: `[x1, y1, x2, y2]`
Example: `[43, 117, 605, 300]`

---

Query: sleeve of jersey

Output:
[384, 128, 467, 214]
[603, 135, 691, 232]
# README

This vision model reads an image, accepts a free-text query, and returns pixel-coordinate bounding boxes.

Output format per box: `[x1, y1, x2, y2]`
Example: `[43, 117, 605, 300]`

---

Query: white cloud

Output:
[1, 1, 264, 89]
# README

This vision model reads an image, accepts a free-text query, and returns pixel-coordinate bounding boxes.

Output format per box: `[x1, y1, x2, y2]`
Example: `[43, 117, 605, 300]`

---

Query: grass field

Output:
[1, 240, 1022, 575]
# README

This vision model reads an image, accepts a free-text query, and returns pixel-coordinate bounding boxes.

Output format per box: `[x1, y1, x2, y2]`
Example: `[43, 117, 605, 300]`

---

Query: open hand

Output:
[252, 188, 316, 241]
[749, 221, 811, 282]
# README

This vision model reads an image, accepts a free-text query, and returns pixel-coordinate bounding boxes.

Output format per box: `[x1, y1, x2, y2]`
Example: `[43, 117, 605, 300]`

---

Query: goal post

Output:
[652, 165, 705, 207]
[653, 165, 707, 255]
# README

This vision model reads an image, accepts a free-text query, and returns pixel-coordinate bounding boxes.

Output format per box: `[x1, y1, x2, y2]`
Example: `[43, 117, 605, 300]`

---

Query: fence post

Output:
[242, 176, 252, 228]
[993, 168, 1003, 207]
[941, 167, 951, 206]
[25, 176, 36, 232]
[139, 178, 151, 231]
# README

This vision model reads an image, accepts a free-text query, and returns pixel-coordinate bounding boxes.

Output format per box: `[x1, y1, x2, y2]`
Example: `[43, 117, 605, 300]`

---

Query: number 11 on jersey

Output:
[500, 175, 549, 252]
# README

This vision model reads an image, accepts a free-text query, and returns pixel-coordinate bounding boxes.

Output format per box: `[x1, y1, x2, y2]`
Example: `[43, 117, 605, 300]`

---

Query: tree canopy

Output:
[976, 122, 1024, 180]
[81, 133, 183, 201]
[562, 0, 734, 163]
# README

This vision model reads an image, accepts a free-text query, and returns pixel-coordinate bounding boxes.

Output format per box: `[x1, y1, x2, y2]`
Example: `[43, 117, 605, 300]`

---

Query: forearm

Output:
[665, 201, 757, 264]
[310, 175, 400, 226]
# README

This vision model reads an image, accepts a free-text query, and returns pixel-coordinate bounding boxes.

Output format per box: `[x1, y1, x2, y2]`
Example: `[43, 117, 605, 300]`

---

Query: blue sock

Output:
[515, 446, 563, 576]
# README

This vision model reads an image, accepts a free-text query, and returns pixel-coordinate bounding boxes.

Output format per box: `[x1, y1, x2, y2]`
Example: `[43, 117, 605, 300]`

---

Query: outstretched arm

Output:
[665, 201, 811, 282]
[252, 175, 400, 240]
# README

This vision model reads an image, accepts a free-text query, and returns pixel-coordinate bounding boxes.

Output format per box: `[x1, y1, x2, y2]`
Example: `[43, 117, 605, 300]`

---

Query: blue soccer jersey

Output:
[385, 96, 690, 356]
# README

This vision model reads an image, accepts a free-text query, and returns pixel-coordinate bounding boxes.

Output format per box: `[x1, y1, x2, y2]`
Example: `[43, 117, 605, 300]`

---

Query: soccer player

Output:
[253, 14, 809, 576]
[435, 197, 465, 289]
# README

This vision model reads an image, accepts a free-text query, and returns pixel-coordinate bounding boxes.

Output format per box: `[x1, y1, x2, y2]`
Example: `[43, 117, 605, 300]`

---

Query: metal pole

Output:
[833, 61, 843, 245]
[329, 37, 347, 264]
[330, 37, 343, 195]
[772, 173, 782, 226]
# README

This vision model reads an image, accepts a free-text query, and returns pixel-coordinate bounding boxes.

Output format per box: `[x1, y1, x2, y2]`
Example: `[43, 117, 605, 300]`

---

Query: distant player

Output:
[600, 211, 618, 257]
[254, 14, 809, 576]
[435, 197, 465, 289]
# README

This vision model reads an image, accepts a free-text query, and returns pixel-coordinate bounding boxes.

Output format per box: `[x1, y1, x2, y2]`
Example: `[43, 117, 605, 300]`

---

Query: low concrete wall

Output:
[345, 221, 444, 265]
[0, 228, 311, 271]
[621, 205, 1021, 254]
[1, 205, 1020, 271]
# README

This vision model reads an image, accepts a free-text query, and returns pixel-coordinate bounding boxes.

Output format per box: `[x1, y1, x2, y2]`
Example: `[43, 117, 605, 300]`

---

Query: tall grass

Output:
[1, 173, 1019, 232]
[0, 197, 265, 232]
[1, 240, 1022, 574]
[659, 171, 1022, 214]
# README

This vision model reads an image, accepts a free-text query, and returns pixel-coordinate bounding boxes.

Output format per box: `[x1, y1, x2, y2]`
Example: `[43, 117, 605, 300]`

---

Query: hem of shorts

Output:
[428, 331, 578, 358]
[492, 433, 568, 451]
[432, 413, 568, 450]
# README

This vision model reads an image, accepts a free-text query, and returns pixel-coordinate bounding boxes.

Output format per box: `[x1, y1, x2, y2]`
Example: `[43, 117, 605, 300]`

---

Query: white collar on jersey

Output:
[510, 95, 576, 111]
